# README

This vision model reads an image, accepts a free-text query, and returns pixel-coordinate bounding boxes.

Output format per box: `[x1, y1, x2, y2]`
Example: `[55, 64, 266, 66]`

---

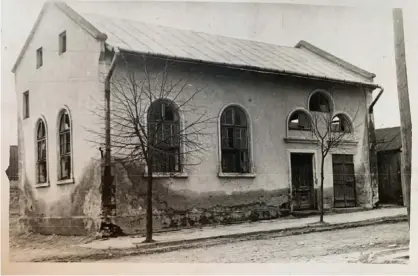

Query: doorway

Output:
[291, 153, 315, 210]
[332, 154, 356, 208]
[377, 151, 403, 205]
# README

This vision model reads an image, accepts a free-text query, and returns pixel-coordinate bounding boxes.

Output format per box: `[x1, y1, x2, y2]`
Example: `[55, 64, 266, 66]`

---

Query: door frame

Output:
[287, 149, 318, 212]
[331, 153, 357, 208]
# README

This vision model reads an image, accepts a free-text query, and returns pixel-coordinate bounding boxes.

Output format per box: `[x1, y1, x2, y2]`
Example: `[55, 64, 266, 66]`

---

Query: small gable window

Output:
[23, 91, 29, 119]
[309, 92, 331, 112]
[36, 119, 48, 183]
[36, 47, 43, 68]
[331, 114, 352, 133]
[59, 31, 67, 54]
[288, 110, 311, 131]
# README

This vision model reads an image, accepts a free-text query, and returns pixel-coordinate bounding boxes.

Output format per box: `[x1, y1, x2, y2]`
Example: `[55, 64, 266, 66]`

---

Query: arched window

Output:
[36, 119, 47, 183]
[58, 110, 72, 180]
[288, 110, 311, 131]
[220, 106, 250, 173]
[331, 114, 352, 133]
[309, 91, 331, 112]
[147, 99, 181, 173]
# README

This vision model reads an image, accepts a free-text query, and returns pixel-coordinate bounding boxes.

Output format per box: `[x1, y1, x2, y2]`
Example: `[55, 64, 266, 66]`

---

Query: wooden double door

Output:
[291, 153, 357, 210]
[377, 151, 403, 205]
[291, 153, 315, 210]
[332, 154, 356, 208]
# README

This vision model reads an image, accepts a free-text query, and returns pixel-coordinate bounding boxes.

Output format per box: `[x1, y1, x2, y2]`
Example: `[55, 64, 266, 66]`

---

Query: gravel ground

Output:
[8, 217, 97, 262]
[9, 217, 409, 263]
[96, 222, 409, 263]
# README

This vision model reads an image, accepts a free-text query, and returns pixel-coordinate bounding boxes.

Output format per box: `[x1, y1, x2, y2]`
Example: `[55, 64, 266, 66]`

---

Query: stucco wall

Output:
[108, 57, 374, 234]
[15, 4, 104, 234]
[14, 10, 375, 234]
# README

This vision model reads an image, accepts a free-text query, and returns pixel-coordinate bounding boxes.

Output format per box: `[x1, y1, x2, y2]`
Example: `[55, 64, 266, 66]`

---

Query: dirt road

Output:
[9, 219, 409, 263]
[96, 222, 409, 263]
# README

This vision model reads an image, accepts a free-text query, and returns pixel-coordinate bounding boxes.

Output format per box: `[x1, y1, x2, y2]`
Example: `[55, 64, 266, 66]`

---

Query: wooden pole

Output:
[392, 8, 411, 226]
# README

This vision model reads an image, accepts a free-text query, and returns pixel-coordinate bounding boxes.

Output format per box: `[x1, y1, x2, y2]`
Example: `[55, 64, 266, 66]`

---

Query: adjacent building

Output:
[13, 2, 382, 235]
[6, 145, 20, 217]
[375, 127, 403, 206]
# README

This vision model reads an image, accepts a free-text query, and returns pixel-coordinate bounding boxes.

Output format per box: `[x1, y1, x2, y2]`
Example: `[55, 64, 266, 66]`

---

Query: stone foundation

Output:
[18, 216, 97, 236]
[9, 184, 20, 217]
[113, 205, 291, 235]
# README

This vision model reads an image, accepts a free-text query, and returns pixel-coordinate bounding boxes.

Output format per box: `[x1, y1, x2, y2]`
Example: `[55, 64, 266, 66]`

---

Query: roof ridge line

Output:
[79, 11, 298, 50]
[55, 2, 108, 41]
[295, 40, 376, 80]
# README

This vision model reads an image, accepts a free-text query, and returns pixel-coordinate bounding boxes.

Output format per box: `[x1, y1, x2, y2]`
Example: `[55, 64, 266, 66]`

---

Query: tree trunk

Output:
[144, 165, 154, 243]
[319, 155, 325, 223]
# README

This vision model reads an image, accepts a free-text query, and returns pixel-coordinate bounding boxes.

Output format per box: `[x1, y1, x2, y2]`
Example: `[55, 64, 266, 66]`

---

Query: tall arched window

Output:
[309, 91, 331, 112]
[331, 114, 352, 133]
[147, 99, 181, 173]
[220, 106, 250, 173]
[36, 119, 47, 183]
[58, 110, 72, 180]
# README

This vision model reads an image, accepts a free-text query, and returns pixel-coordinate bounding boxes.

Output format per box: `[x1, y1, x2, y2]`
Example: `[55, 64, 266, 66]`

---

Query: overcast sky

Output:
[2, 0, 417, 186]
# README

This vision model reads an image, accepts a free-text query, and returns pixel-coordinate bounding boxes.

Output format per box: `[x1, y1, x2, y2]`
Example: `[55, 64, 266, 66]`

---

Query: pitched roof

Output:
[375, 127, 402, 152]
[12, 2, 378, 88]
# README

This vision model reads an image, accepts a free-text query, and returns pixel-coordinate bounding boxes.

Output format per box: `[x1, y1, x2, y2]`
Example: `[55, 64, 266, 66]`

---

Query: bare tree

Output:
[309, 96, 362, 223]
[91, 53, 215, 242]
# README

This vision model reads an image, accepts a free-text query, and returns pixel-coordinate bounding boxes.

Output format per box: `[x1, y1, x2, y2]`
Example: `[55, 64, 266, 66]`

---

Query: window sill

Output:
[337, 140, 358, 146]
[284, 137, 318, 144]
[143, 172, 188, 178]
[288, 128, 312, 132]
[57, 178, 75, 185]
[35, 182, 50, 188]
[218, 172, 256, 178]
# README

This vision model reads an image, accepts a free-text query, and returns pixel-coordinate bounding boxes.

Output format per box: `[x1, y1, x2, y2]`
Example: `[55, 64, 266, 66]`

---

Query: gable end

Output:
[295, 40, 376, 80]
[11, 1, 107, 73]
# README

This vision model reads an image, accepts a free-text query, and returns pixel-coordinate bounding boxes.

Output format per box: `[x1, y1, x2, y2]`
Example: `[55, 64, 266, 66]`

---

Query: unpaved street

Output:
[98, 222, 409, 263]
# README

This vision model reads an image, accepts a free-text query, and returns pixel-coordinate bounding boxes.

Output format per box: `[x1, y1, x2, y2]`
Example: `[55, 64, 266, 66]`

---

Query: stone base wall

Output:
[18, 216, 97, 236]
[9, 184, 20, 217]
[113, 205, 291, 235]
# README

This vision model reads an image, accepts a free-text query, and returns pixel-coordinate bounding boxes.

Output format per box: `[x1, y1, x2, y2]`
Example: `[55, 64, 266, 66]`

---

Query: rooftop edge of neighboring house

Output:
[11, 1, 380, 89]
[6, 145, 18, 181]
[375, 126, 402, 152]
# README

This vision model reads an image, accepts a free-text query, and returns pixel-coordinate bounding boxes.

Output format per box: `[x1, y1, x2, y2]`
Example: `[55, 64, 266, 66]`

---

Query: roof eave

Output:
[115, 46, 380, 89]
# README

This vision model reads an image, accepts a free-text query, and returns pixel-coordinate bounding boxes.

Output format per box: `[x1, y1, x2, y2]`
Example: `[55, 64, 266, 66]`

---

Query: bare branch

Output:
[88, 53, 214, 176]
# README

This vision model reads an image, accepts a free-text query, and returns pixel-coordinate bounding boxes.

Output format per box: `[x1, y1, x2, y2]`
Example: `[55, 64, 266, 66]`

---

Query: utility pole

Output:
[392, 8, 411, 226]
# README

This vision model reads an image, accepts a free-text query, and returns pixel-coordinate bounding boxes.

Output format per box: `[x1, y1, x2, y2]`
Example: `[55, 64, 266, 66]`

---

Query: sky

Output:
[1, 0, 418, 186]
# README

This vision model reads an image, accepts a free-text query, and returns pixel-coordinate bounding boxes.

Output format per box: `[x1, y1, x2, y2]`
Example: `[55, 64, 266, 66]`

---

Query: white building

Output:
[13, 2, 381, 235]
